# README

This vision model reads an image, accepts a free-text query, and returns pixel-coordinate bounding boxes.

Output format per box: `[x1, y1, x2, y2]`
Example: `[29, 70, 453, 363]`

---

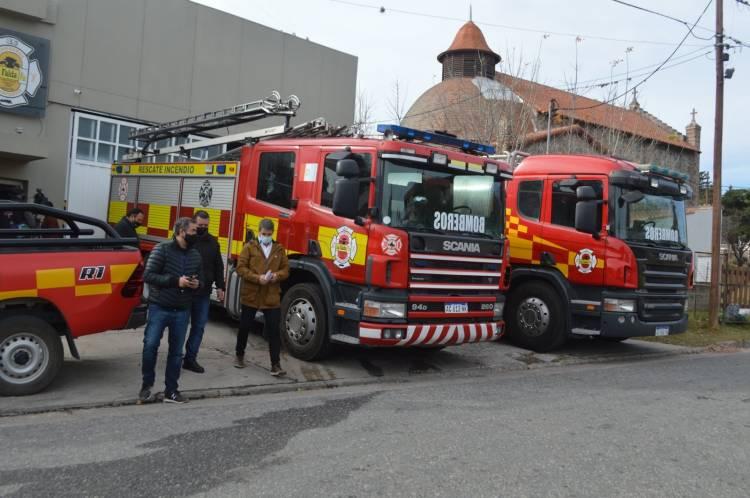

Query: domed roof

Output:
[402, 77, 529, 147]
[438, 21, 500, 64]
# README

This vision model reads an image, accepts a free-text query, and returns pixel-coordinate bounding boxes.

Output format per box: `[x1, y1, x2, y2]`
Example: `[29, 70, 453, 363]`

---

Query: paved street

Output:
[1, 310, 696, 416]
[1, 352, 748, 497]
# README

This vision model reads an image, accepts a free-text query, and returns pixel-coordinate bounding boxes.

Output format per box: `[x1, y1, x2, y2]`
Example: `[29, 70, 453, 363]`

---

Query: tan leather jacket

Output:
[237, 240, 289, 309]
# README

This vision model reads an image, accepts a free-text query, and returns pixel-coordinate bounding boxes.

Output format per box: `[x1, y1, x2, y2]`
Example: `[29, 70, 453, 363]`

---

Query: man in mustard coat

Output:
[234, 218, 289, 375]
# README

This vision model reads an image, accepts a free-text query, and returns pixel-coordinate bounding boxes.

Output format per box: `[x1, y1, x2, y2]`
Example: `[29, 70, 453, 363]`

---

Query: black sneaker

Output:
[183, 359, 205, 374]
[137, 384, 154, 404]
[163, 391, 188, 404]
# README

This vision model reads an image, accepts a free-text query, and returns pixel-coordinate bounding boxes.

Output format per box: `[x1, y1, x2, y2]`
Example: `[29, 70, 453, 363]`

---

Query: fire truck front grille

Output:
[409, 254, 502, 292]
[641, 263, 689, 291]
[638, 295, 686, 322]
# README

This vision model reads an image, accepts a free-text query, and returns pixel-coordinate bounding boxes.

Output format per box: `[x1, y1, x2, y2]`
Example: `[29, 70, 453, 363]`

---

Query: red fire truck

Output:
[108, 93, 512, 360]
[503, 154, 692, 351]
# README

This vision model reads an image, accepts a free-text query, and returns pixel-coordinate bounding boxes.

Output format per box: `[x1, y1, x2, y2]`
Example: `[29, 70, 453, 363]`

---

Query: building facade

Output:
[403, 21, 701, 197]
[0, 0, 357, 220]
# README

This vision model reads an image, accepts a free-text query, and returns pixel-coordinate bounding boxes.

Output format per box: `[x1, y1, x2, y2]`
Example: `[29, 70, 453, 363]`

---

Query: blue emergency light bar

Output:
[377, 124, 496, 155]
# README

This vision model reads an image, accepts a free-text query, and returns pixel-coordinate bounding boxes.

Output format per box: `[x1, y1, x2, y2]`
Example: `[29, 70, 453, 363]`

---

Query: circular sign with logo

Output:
[198, 180, 213, 207]
[0, 36, 43, 108]
[381, 234, 402, 256]
[331, 226, 357, 269]
[574, 248, 597, 274]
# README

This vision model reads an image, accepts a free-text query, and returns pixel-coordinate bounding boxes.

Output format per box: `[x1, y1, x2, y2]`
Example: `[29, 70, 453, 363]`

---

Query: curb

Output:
[0, 343, 710, 418]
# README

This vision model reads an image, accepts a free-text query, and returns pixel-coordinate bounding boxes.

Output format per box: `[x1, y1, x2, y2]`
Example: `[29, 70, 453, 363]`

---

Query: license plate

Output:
[655, 326, 669, 336]
[445, 303, 468, 313]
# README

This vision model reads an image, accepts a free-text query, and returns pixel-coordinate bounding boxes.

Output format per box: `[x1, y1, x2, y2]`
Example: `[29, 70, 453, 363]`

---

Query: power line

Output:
[610, 0, 715, 40]
[329, 0, 709, 48]
[556, 0, 713, 112]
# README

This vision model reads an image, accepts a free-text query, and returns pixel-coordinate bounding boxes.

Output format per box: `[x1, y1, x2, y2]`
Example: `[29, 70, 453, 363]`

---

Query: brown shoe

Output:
[234, 355, 245, 368]
[270, 363, 286, 377]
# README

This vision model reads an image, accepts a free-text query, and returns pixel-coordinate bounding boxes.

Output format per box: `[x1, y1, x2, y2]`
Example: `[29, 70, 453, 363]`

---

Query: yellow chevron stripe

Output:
[110, 264, 137, 284]
[36, 268, 75, 289]
[75, 284, 112, 296]
[0, 289, 38, 300]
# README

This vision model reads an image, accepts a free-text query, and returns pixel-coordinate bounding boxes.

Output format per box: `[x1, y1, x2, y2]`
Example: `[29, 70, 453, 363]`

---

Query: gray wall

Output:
[0, 0, 357, 207]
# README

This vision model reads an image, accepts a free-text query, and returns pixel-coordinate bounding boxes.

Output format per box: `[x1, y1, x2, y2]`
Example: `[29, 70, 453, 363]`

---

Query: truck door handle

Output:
[278, 212, 290, 219]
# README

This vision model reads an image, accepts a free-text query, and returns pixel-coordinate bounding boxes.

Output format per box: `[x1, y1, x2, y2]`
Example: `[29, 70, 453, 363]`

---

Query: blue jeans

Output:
[142, 303, 190, 393]
[185, 294, 210, 363]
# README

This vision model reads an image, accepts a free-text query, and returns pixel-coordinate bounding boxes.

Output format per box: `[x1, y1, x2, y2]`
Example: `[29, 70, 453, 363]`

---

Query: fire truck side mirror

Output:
[332, 177, 359, 219]
[335, 159, 359, 178]
[575, 201, 599, 236]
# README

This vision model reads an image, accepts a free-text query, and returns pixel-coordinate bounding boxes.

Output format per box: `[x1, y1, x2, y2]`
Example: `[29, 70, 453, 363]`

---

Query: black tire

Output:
[0, 315, 64, 396]
[280, 283, 331, 361]
[505, 281, 567, 352]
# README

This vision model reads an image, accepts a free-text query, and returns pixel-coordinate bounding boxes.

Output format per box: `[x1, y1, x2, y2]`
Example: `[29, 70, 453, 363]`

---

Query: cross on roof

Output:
[691, 108, 698, 122]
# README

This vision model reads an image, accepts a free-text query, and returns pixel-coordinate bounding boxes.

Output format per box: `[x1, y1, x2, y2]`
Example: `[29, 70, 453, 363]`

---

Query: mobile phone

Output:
[190, 274, 198, 281]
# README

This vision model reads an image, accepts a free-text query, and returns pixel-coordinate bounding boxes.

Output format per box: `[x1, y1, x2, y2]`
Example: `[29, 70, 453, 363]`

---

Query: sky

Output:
[196, 0, 750, 190]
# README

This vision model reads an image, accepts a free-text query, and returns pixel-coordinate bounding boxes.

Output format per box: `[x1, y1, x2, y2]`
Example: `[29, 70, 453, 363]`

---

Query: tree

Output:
[352, 87, 374, 136]
[387, 80, 408, 124]
[722, 188, 750, 266]
[698, 171, 712, 205]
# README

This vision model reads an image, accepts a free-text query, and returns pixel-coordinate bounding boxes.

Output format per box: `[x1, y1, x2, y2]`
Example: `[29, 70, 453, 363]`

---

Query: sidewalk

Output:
[1, 312, 702, 416]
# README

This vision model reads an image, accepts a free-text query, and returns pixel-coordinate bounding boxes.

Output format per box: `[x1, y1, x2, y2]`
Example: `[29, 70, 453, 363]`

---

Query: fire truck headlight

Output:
[603, 298, 636, 313]
[493, 302, 504, 319]
[363, 300, 406, 319]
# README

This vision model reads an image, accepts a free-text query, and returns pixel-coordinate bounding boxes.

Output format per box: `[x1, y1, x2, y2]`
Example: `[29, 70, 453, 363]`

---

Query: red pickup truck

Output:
[0, 203, 146, 396]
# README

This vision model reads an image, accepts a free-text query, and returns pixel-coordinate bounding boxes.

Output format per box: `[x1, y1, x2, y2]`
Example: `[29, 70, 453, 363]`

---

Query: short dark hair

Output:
[173, 217, 193, 235]
[127, 207, 144, 217]
[192, 210, 209, 221]
[259, 218, 274, 233]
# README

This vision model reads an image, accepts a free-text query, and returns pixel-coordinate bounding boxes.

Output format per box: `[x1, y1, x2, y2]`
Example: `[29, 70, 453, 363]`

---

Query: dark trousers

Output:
[236, 305, 281, 365]
[185, 294, 210, 363]
[142, 303, 190, 393]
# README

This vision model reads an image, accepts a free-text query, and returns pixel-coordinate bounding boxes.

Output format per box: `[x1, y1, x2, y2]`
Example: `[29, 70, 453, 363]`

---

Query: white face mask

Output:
[258, 234, 272, 246]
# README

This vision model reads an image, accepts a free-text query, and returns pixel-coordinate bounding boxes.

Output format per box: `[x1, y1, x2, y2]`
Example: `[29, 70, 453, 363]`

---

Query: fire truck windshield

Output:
[380, 159, 504, 239]
[613, 189, 688, 248]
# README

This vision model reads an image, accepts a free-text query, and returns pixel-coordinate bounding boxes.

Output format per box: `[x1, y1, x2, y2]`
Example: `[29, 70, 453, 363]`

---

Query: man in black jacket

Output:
[114, 208, 144, 240]
[139, 217, 202, 405]
[183, 210, 225, 374]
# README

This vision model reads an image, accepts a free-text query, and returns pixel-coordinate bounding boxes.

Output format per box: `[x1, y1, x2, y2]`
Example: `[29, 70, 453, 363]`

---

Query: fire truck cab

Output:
[110, 93, 513, 360]
[504, 154, 692, 351]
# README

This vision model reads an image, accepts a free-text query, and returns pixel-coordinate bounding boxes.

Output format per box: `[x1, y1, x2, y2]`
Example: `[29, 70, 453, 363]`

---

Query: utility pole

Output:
[708, 0, 724, 331]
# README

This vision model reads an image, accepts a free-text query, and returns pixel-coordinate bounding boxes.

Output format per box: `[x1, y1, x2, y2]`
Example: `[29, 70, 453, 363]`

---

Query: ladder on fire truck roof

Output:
[123, 91, 352, 162]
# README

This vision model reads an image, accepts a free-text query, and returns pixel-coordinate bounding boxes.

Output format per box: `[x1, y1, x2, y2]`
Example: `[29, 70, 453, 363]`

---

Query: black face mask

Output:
[185, 233, 199, 245]
[132, 222, 141, 228]
[196, 227, 208, 236]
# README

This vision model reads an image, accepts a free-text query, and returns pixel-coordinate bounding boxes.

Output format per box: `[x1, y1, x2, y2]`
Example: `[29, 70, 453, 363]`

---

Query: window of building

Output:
[550, 179, 603, 229]
[257, 152, 296, 209]
[517, 180, 543, 220]
[320, 153, 371, 217]
[73, 113, 225, 165]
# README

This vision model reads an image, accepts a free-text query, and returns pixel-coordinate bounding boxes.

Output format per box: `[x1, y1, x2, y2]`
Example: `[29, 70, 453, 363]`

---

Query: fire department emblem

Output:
[331, 226, 357, 269]
[118, 178, 128, 201]
[198, 180, 213, 207]
[381, 234, 402, 256]
[0, 35, 43, 108]
[574, 248, 597, 274]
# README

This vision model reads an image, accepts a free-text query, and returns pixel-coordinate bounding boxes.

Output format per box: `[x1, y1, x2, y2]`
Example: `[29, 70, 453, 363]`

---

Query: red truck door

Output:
[243, 145, 300, 247]
[540, 174, 608, 287]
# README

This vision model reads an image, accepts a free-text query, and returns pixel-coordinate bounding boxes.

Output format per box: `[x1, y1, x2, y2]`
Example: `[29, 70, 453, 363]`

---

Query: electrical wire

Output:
[610, 0, 715, 41]
[555, 0, 713, 112]
[329, 0, 709, 48]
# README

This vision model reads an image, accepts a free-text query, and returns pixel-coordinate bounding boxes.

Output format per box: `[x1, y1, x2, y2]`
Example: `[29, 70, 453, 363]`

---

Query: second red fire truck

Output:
[503, 154, 692, 351]
[108, 93, 513, 360]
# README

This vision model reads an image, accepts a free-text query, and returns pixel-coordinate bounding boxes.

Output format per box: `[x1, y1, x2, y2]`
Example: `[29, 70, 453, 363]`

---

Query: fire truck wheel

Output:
[281, 283, 330, 361]
[506, 281, 566, 352]
[0, 315, 64, 396]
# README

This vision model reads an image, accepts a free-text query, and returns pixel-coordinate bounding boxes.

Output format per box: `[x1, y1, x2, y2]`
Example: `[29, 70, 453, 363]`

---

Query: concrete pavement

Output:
[1, 352, 748, 497]
[1, 310, 701, 416]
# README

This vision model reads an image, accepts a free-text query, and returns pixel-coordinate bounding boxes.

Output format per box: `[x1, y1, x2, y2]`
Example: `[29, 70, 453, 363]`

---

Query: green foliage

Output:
[722, 189, 750, 266]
